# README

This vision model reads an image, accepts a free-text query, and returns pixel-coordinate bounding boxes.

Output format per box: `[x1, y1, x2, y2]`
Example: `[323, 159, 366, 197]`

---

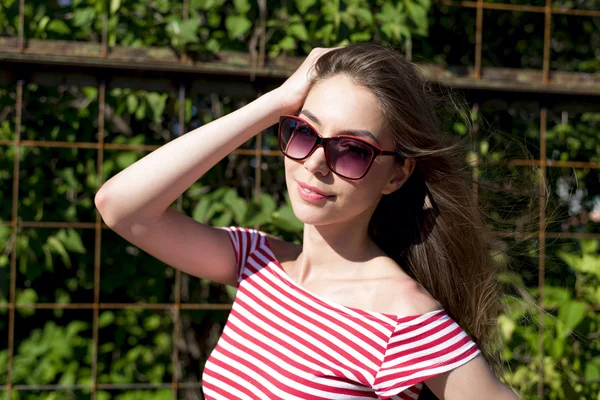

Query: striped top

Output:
[202, 227, 480, 400]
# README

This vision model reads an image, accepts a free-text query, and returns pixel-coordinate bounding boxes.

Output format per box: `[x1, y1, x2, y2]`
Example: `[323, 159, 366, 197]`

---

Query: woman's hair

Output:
[306, 42, 543, 386]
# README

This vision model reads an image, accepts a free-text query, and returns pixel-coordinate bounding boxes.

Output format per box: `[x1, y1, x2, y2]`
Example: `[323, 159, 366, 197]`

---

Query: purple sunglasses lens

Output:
[280, 117, 373, 179]
[281, 118, 317, 159]
[328, 137, 373, 179]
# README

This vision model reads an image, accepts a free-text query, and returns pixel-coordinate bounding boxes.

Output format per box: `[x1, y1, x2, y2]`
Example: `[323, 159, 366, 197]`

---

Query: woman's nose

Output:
[302, 145, 331, 177]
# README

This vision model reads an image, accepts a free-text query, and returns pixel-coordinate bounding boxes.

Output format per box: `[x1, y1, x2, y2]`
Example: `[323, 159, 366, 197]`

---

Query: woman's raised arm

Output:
[94, 48, 337, 286]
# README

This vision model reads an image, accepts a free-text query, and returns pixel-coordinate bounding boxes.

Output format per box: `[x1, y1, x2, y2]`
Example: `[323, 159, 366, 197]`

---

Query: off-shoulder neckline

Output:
[261, 234, 445, 324]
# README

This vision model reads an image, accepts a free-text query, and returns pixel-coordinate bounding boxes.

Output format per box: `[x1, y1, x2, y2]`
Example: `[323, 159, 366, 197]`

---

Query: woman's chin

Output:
[290, 200, 335, 225]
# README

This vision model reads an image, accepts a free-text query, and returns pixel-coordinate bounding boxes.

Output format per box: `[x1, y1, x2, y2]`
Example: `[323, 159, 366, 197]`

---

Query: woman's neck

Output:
[293, 223, 384, 284]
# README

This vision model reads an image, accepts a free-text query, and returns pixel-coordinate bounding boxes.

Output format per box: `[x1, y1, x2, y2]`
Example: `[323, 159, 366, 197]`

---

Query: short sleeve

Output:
[220, 226, 264, 286]
[372, 310, 480, 399]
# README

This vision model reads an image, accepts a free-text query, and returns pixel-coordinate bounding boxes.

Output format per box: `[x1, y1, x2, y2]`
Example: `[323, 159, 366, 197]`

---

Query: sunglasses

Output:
[278, 115, 404, 180]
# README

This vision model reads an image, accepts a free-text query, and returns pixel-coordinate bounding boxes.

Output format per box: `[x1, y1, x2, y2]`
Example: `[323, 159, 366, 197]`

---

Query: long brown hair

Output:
[307, 42, 541, 385]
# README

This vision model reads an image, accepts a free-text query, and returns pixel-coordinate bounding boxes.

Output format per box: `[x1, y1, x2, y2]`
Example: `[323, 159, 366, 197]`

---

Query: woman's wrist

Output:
[266, 87, 300, 117]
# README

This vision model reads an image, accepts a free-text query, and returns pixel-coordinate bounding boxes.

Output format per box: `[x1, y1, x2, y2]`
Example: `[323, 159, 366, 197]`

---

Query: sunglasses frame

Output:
[278, 114, 403, 180]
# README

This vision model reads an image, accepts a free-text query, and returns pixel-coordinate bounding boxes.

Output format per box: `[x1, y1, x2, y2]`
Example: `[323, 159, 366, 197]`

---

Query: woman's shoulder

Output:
[375, 259, 443, 318]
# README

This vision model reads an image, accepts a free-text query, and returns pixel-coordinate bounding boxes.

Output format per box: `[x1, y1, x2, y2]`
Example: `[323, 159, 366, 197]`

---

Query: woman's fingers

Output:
[274, 46, 345, 114]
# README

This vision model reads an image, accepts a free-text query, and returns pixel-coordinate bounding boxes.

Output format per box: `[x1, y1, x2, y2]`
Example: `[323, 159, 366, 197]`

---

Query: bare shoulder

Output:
[376, 259, 443, 317]
[262, 232, 302, 263]
[389, 279, 442, 317]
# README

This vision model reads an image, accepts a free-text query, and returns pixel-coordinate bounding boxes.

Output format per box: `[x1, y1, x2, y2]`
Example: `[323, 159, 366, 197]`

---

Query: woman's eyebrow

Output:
[300, 109, 381, 146]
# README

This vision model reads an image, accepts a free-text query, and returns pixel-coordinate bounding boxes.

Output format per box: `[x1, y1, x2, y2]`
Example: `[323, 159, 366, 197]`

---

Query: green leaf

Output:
[245, 203, 271, 227]
[126, 346, 144, 362]
[192, 197, 212, 223]
[279, 36, 297, 51]
[354, 8, 373, 25]
[47, 20, 71, 35]
[559, 248, 600, 279]
[82, 87, 98, 100]
[73, 8, 96, 27]
[47, 236, 72, 268]
[55, 289, 71, 305]
[340, 11, 357, 30]
[213, 210, 233, 227]
[234, 0, 251, 14]
[223, 189, 248, 225]
[542, 286, 570, 308]
[585, 363, 600, 382]
[110, 0, 121, 15]
[206, 12, 222, 29]
[167, 19, 201, 47]
[206, 38, 221, 53]
[288, 23, 309, 41]
[453, 121, 467, 136]
[272, 205, 303, 232]
[581, 239, 599, 254]
[205, 202, 225, 222]
[57, 228, 86, 254]
[43, 244, 53, 270]
[406, 0, 428, 35]
[550, 336, 565, 359]
[135, 98, 146, 120]
[59, 167, 78, 188]
[557, 300, 586, 339]
[0, 254, 8, 268]
[350, 31, 372, 42]
[321, 1, 338, 20]
[126, 94, 139, 114]
[57, 365, 77, 386]
[259, 194, 277, 215]
[192, 0, 227, 10]
[480, 140, 489, 155]
[16, 288, 38, 305]
[226, 285, 238, 298]
[145, 93, 167, 123]
[154, 332, 170, 350]
[417, 0, 432, 9]
[295, 0, 317, 13]
[66, 320, 88, 337]
[225, 15, 252, 38]
[144, 315, 161, 330]
[579, 254, 600, 279]
[185, 98, 193, 122]
[498, 314, 516, 340]
[115, 152, 140, 169]
[381, 22, 410, 42]
[37, 16, 51, 33]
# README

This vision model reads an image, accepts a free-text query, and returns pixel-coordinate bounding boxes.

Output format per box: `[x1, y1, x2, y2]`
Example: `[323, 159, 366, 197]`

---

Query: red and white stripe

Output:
[202, 227, 480, 399]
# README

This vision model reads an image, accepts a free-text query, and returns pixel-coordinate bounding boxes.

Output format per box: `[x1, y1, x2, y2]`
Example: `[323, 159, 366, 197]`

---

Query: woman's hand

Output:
[272, 47, 342, 115]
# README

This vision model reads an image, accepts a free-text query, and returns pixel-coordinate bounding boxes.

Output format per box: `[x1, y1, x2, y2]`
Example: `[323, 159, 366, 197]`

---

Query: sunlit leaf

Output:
[110, 0, 121, 15]
[233, 0, 251, 14]
[295, 0, 317, 13]
[557, 300, 586, 339]
[225, 15, 252, 38]
[47, 20, 71, 35]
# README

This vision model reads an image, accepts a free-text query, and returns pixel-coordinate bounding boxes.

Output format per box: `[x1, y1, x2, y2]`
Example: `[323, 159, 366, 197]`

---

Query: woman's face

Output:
[284, 74, 414, 227]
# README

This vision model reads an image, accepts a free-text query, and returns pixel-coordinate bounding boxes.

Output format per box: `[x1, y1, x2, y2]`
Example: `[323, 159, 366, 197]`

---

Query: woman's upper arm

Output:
[424, 355, 520, 400]
[262, 232, 302, 262]
[104, 207, 240, 287]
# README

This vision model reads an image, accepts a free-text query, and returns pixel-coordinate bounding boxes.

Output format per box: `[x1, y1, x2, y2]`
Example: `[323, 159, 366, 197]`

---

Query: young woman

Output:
[95, 43, 520, 399]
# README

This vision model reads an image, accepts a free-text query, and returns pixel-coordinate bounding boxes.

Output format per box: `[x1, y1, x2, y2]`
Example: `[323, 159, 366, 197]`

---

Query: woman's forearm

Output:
[95, 89, 284, 226]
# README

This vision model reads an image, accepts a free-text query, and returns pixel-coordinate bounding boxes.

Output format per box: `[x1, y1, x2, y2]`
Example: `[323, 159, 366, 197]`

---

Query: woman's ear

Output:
[381, 158, 416, 195]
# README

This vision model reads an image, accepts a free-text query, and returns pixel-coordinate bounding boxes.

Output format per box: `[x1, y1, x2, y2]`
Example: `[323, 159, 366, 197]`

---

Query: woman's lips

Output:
[297, 181, 332, 197]
[296, 181, 334, 203]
